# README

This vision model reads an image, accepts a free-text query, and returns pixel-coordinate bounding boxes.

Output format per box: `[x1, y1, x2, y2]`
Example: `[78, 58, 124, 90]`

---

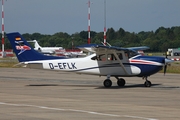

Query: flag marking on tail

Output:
[15, 36, 21, 41]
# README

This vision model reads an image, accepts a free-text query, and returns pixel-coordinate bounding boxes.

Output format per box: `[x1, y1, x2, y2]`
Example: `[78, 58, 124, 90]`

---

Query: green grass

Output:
[145, 52, 165, 56]
[163, 63, 180, 74]
[0, 57, 19, 68]
[0, 62, 18, 67]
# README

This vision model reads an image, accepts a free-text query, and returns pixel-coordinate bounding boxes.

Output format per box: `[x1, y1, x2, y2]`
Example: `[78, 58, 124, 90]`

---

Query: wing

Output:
[77, 44, 129, 53]
[77, 43, 149, 52]
[76, 43, 98, 52]
[127, 46, 149, 51]
[93, 45, 129, 51]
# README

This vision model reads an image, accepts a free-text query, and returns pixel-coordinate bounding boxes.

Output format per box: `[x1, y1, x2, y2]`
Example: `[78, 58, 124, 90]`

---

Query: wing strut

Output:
[113, 51, 129, 75]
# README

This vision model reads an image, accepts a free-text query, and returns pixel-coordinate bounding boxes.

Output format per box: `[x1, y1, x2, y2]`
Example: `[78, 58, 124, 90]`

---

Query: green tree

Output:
[107, 27, 116, 41]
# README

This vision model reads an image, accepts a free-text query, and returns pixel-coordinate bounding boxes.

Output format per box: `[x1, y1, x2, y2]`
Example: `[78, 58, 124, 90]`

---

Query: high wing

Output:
[127, 46, 149, 51]
[77, 43, 98, 52]
[92, 44, 130, 54]
[77, 44, 149, 53]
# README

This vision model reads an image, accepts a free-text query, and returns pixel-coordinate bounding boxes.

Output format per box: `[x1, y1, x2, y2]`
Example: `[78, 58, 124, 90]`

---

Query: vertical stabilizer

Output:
[33, 40, 42, 49]
[6, 32, 66, 62]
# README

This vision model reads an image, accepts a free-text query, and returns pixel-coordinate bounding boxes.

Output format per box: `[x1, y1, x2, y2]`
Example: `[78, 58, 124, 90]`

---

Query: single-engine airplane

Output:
[7, 32, 173, 88]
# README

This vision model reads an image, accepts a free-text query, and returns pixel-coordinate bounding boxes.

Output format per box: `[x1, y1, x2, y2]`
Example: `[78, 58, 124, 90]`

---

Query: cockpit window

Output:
[117, 53, 123, 60]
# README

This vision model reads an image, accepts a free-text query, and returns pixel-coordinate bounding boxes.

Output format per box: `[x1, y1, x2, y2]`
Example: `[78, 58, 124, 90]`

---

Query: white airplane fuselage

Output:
[26, 53, 163, 77]
[29, 40, 63, 54]
[27, 58, 138, 76]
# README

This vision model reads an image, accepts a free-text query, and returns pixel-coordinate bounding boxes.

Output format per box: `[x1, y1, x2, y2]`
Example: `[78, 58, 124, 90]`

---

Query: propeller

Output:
[164, 63, 167, 75]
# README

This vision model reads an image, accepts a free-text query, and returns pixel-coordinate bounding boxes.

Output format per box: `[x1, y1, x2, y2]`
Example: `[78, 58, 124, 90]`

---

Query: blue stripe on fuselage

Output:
[126, 63, 163, 76]
[68, 62, 163, 77]
[130, 56, 165, 76]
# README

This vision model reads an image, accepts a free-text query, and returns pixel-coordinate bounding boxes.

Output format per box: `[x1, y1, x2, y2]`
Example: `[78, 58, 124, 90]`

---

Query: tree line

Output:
[2, 26, 180, 52]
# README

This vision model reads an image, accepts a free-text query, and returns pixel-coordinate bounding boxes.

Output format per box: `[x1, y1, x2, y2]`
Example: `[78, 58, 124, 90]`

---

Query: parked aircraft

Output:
[7, 32, 173, 88]
[28, 40, 64, 55]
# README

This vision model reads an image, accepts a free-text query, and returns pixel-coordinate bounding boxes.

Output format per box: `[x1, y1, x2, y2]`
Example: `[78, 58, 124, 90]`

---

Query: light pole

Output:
[87, 0, 92, 44]
[103, 0, 106, 45]
[1, 0, 6, 57]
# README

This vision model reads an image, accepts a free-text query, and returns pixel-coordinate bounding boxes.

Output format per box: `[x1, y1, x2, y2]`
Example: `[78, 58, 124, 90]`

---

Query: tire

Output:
[103, 79, 112, 88]
[117, 78, 126, 86]
[144, 81, 151, 87]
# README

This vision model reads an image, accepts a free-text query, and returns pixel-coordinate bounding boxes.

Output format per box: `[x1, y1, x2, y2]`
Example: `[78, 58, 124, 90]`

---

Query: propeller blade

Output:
[164, 52, 167, 75]
[164, 64, 167, 75]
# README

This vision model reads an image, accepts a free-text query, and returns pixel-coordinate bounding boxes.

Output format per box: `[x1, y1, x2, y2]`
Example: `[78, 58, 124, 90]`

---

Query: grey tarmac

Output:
[0, 68, 180, 120]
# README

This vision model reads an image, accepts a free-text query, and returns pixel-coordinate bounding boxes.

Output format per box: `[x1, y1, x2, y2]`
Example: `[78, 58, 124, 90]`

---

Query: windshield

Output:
[125, 50, 139, 58]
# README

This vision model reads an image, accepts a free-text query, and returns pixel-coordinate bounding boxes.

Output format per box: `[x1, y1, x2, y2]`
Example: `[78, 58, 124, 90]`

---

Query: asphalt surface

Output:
[0, 68, 180, 120]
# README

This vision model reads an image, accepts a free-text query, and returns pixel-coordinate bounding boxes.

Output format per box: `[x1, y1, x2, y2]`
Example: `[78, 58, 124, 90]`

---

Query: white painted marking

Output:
[0, 102, 158, 120]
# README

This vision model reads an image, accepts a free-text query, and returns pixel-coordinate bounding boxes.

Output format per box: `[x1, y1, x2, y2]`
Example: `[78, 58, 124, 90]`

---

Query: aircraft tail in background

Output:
[33, 40, 42, 49]
[28, 39, 64, 55]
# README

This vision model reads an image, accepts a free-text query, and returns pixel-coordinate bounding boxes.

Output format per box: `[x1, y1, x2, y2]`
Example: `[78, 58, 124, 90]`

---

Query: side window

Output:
[107, 53, 123, 61]
[124, 52, 129, 58]
[107, 54, 116, 61]
[91, 56, 98, 60]
[91, 54, 106, 61]
[99, 54, 106, 61]
[117, 53, 123, 60]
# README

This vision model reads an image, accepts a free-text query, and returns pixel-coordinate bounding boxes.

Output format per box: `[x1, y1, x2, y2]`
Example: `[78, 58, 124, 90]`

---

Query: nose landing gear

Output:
[143, 76, 152, 87]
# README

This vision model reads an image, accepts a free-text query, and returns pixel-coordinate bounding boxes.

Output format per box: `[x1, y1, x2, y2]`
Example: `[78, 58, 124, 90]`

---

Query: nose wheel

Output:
[143, 77, 152, 87]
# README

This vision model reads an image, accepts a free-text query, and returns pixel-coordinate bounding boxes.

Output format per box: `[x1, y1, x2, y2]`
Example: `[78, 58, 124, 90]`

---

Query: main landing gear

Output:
[103, 76, 126, 88]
